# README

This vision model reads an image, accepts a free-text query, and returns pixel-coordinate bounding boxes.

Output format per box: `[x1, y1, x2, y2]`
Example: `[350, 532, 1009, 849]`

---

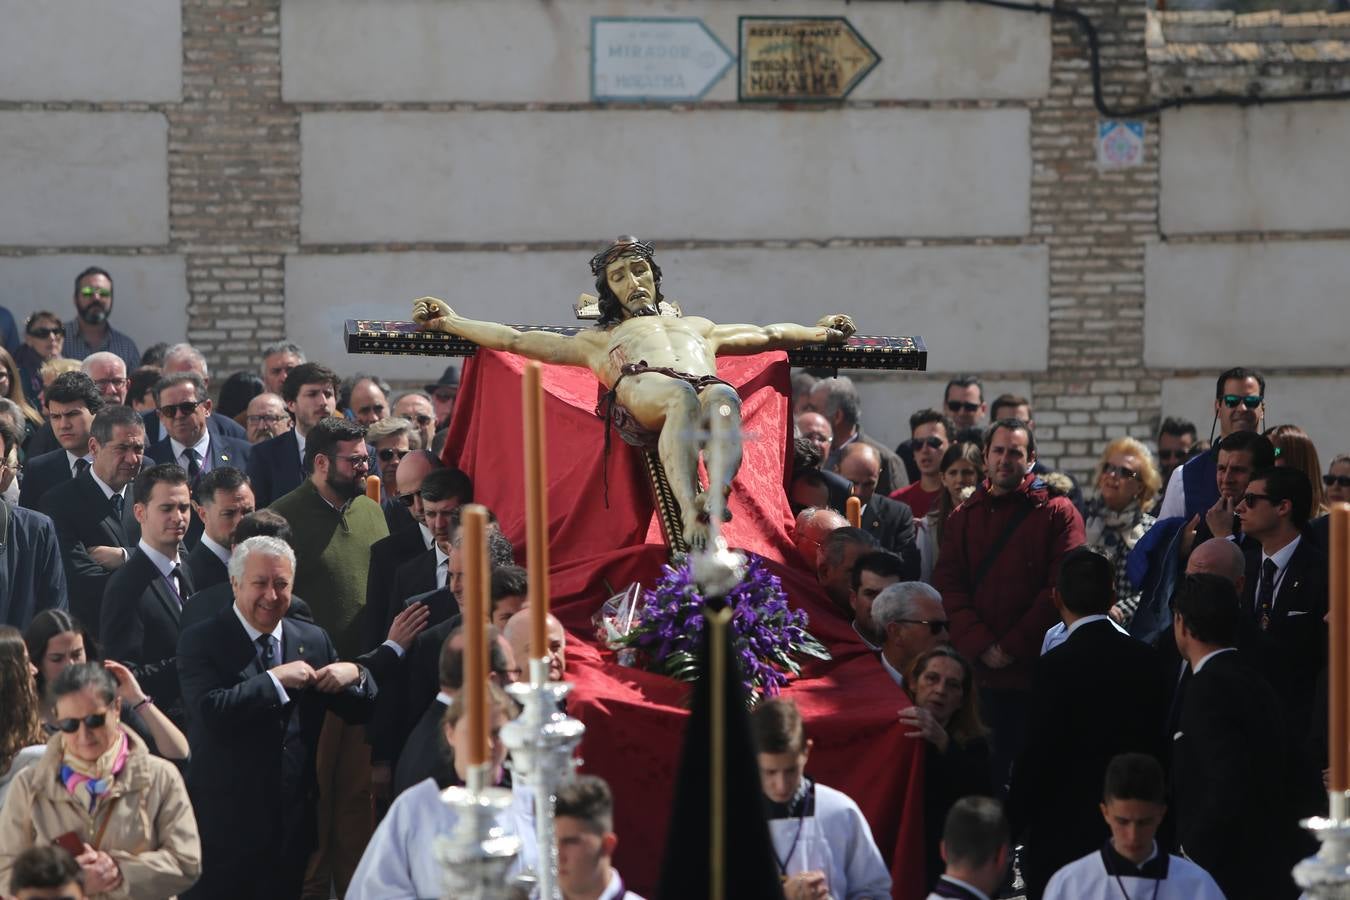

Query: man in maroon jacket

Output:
[932, 418, 1085, 793]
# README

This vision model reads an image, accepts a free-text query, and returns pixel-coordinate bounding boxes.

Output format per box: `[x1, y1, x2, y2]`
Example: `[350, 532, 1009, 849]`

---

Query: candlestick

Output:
[436, 762, 522, 900]
[523, 362, 550, 665]
[846, 495, 861, 528]
[1332, 504, 1349, 792]
[364, 474, 381, 503]
[462, 504, 490, 767]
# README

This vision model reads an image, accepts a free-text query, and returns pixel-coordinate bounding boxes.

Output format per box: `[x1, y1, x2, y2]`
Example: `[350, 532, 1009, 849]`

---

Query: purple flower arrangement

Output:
[619, 554, 830, 699]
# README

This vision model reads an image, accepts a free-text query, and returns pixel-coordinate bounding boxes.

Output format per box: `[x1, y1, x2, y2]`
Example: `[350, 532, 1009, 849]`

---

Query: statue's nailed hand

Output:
[412, 297, 455, 330]
[816, 314, 856, 343]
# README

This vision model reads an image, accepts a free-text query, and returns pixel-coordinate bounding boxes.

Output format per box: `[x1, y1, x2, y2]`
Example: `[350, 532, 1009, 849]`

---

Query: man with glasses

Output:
[61, 266, 140, 370]
[1235, 466, 1327, 740]
[891, 409, 956, 519]
[423, 365, 459, 431]
[1155, 417, 1198, 496]
[243, 392, 293, 444]
[945, 375, 988, 439]
[269, 415, 389, 898]
[141, 343, 248, 445]
[80, 352, 128, 405]
[247, 362, 340, 506]
[872, 581, 949, 687]
[365, 417, 417, 516]
[804, 375, 909, 497]
[0, 420, 67, 630]
[392, 391, 436, 451]
[19, 372, 103, 511]
[1157, 367, 1266, 522]
[146, 372, 251, 548]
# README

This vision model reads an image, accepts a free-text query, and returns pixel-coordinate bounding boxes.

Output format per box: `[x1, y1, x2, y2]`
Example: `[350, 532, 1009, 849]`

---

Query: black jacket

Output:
[39, 470, 139, 632]
[178, 607, 376, 900]
[859, 493, 920, 580]
[184, 540, 229, 594]
[363, 525, 429, 652]
[245, 430, 304, 508]
[146, 432, 253, 548]
[100, 547, 195, 720]
[17, 447, 77, 511]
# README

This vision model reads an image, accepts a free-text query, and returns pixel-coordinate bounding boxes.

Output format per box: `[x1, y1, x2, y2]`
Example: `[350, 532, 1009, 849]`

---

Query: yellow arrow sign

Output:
[738, 17, 881, 102]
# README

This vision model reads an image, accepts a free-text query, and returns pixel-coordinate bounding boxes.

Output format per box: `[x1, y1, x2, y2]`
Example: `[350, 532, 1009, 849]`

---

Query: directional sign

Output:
[591, 17, 735, 103]
[738, 17, 881, 102]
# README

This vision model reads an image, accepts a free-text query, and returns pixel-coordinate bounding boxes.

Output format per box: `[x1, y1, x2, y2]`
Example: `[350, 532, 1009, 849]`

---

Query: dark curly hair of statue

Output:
[590, 236, 665, 330]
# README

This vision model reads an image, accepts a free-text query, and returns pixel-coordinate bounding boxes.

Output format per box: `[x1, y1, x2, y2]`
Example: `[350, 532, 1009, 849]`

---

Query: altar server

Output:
[1043, 753, 1224, 900]
[555, 775, 645, 900]
[751, 698, 892, 900]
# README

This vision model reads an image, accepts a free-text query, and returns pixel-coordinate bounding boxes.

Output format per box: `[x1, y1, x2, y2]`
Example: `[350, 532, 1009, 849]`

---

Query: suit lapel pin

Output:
[221, 453, 230, 462]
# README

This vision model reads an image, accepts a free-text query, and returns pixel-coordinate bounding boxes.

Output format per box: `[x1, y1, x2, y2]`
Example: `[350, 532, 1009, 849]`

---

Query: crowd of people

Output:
[0, 266, 1340, 900]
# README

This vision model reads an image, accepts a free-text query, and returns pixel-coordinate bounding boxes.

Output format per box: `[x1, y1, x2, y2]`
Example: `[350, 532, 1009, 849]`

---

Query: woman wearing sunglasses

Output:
[14, 311, 66, 407]
[1084, 437, 1161, 626]
[1325, 453, 1350, 506]
[903, 645, 992, 888]
[0, 662, 200, 898]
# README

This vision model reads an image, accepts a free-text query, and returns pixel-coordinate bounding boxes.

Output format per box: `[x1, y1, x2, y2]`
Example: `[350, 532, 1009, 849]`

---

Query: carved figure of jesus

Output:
[413, 236, 854, 548]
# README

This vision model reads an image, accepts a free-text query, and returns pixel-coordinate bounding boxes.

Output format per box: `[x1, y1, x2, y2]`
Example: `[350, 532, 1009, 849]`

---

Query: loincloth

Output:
[596, 360, 734, 450]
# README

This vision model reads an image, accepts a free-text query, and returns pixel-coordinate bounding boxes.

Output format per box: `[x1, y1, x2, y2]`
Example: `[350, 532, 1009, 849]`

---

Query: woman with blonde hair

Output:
[1085, 436, 1160, 625]
[0, 627, 46, 807]
[1265, 424, 1327, 518]
[0, 347, 43, 432]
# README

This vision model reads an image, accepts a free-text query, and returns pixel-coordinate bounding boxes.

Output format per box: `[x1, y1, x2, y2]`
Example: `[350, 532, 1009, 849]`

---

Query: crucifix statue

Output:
[412, 236, 856, 549]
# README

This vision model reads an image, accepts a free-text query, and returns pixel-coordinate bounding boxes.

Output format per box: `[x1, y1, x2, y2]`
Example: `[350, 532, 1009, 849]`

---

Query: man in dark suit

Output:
[184, 467, 255, 592]
[0, 420, 68, 629]
[145, 372, 251, 548]
[1236, 466, 1328, 741]
[100, 464, 195, 723]
[246, 362, 339, 506]
[837, 442, 920, 580]
[39, 404, 144, 632]
[178, 534, 377, 900]
[387, 469, 468, 622]
[361, 450, 443, 653]
[17, 371, 104, 510]
[1007, 548, 1170, 899]
[180, 509, 314, 634]
[140, 342, 248, 445]
[1171, 573, 1304, 900]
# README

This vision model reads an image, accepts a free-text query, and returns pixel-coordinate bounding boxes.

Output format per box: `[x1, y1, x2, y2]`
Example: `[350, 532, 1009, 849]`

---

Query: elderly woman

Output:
[1084, 437, 1160, 626]
[916, 442, 984, 584]
[0, 627, 46, 807]
[1326, 453, 1350, 506]
[0, 663, 200, 898]
[903, 645, 992, 889]
[24, 611, 189, 763]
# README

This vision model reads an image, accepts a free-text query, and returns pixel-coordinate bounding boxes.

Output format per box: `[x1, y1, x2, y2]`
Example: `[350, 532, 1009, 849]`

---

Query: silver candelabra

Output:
[500, 656, 587, 900]
[436, 763, 523, 900]
[1295, 790, 1350, 898]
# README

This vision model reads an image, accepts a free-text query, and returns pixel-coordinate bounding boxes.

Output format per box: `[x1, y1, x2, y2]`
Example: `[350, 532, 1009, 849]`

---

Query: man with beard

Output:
[61, 266, 140, 370]
[269, 415, 388, 898]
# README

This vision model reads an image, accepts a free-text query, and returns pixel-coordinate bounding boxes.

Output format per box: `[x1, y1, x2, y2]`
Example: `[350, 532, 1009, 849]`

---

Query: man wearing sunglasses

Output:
[1235, 466, 1327, 741]
[890, 409, 955, 519]
[140, 343, 249, 446]
[365, 416, 417, 524]
[1157, 367, 1265, 522]
[61, 266, 140, 372]
[872, 581, 949, 688]
[145, 372, 252, 549]
[393, 391, 437, 451]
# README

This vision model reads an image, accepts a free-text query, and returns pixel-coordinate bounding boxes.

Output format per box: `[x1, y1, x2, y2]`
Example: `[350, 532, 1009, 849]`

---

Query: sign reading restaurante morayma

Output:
[738, 16, 881, 102]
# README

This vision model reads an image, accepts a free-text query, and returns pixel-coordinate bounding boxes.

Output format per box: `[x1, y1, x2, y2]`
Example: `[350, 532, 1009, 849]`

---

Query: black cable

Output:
[957, 0, 1350, 118]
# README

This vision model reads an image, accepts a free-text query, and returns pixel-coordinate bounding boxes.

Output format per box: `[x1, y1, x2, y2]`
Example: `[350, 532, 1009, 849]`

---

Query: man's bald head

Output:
[1186, 538, 1247, 595]
[796, 411, 833, 462]
[503, 609, 567, 682]
[838, 442, 882, 503]
[794, 507, 849, 568]
[395, 449, 441, 522]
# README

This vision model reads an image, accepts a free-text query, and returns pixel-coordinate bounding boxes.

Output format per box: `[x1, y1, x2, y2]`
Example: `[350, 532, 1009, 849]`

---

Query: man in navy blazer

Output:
[178, 535, 376, 900]
[17, 371, 104, 510]
[39, 405, 145, 632]
[0, 421, 68, 629]
[146, 372, 251, 548]
[141, 342, 247, 444]
[247, 362, 339, 507]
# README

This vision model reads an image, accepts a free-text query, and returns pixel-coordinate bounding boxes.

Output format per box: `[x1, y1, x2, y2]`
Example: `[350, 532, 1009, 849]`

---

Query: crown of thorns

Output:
[589, 236, 655, 276]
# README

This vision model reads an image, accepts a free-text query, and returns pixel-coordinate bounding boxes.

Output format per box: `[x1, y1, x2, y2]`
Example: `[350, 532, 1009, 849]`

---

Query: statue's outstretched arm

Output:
[412, 297, 598, 367]
[709, 315, 856, 356]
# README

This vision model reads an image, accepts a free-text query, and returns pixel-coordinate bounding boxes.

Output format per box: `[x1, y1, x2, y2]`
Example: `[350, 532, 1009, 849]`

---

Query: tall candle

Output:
[1330, 504, 1349, 791]
[523, 362, 550, 664]
[364, 474, 381, 503]
[461, 504, 490, 767]
[846, 495, 861, 529]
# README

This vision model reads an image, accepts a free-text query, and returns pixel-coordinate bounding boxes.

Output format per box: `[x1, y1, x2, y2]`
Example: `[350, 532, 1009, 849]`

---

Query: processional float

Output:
[347, 238, 927, 898]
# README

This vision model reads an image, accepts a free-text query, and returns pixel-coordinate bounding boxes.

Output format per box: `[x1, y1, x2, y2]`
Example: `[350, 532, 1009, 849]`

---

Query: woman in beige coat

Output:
[0, 662, 200, 899]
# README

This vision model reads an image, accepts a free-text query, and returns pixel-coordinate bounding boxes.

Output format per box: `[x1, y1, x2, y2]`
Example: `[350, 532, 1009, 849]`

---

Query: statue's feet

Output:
[693, 490, 734, 526]
[683, 517, 710, 551]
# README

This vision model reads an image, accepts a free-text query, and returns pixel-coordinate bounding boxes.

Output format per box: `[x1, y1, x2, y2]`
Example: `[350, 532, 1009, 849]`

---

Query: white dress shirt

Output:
[435, 545, 450, 590]
[1192, 646, 1237, 674]
[879, 651, 905, 688]
[170, 431, 212, 474]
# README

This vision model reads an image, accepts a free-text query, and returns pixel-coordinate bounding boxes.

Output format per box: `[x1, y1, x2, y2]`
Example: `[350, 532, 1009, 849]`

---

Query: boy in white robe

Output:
[347, 684, 534, 900]
[554, 775, 644, 900]
[751, 698, 892, 900]
[1043, 753, 1225, 900]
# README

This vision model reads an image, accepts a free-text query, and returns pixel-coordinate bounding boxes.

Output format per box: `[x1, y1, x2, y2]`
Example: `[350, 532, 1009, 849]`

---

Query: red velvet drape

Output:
[443, 349, 927, 899]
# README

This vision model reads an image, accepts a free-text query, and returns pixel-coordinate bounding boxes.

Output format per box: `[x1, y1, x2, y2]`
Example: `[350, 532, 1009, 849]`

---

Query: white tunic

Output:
[346, 778, 528, 900]
[768, 782, 892, 900]
[1043, 845, 1227, 900]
